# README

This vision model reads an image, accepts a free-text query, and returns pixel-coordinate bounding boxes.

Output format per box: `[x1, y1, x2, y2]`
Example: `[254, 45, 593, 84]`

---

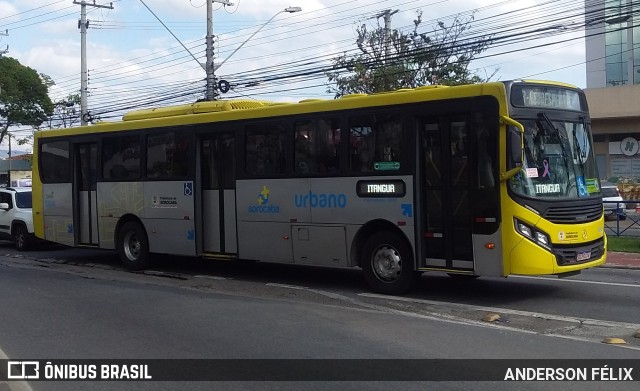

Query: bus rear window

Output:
[40, 141, 70, 183]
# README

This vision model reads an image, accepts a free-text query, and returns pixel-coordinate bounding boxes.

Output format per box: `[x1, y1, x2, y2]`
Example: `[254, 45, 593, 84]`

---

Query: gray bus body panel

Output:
[41, 183, 75, 246]
[96, 181, 196, 256]
[236, 176, 415, 267]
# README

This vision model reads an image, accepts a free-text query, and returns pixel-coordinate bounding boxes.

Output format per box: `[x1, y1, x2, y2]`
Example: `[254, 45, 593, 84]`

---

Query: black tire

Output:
[13, 224, 31, 251]
[361, 231, 421, 295]
[117, 221, 151, 270]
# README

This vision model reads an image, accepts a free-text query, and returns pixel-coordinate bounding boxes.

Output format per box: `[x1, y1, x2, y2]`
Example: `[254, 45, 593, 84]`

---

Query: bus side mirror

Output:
[508, 126, 523, 169]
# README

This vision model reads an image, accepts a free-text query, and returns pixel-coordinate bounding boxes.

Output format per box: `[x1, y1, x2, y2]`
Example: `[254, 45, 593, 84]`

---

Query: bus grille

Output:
[544, 202, 603, 224]
[553, 238, 605, 266]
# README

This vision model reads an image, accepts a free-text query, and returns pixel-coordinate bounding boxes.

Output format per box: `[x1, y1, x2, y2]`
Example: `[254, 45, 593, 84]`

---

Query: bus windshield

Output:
[510, 117, 600, 199]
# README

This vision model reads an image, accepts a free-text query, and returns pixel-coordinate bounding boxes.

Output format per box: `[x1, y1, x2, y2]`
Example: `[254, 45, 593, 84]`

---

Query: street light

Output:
[213, 6, 302, 72]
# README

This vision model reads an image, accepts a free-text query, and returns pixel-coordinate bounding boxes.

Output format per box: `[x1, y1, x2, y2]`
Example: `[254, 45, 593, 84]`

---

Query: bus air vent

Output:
[544, 201, 603, 224]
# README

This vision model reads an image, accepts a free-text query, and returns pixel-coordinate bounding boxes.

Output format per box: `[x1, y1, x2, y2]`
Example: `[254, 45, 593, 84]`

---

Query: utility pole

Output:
[376, 9, 398, 64]
[74, 1, 114, 126]
[0, 30, 8, 57]
[206, 0, 233, 101]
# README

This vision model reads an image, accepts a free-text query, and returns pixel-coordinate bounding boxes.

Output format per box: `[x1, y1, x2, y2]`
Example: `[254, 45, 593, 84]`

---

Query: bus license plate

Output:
[576, 251, 591, 262]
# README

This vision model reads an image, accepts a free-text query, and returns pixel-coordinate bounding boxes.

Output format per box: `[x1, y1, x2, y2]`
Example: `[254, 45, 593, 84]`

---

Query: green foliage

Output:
[326, 11, 496, 98]
[0, 56, 54, 143]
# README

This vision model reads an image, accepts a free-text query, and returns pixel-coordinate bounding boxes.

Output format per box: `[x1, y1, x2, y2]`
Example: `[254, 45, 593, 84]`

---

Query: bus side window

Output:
[475, 113, 495, 189]
[245, 123, 286, 177]
[318, 118, 341, 173]
[147, 131, 190, 179]
[294, 120, 314, 174]
[349, 114, 401, 173]
[103, 135, 141, 180]
[40, 141, 71, 183]
[294, 118, 340, 175]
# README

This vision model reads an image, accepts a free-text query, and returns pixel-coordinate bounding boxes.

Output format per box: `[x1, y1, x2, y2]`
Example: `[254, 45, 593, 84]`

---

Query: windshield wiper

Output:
[572, 117, 588, 176]
[537, 112, 571, 185]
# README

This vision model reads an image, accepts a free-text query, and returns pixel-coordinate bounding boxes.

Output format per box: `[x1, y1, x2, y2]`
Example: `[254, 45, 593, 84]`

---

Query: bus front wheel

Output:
[117, 221, 151, 270]
[361, 231, 421, 295]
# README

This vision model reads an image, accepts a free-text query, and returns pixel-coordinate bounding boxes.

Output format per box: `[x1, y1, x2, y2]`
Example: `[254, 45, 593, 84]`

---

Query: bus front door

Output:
[75, 143, 99, 246]
[200, 134, 237, 254]
[420, 118, 474, 271]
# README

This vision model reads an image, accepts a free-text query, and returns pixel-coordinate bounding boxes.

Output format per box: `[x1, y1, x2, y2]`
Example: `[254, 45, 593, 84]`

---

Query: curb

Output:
[599, 264, 640, 270]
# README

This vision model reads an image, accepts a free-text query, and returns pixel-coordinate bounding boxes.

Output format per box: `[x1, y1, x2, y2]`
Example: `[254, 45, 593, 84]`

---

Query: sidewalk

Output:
[603, 251, 640, 269]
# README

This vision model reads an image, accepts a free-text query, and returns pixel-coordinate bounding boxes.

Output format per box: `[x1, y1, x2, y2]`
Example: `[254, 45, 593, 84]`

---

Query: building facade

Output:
[584, 0, 640, 189]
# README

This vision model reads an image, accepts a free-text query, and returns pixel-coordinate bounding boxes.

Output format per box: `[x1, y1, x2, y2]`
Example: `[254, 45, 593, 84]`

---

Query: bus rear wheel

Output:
[361, 231, 421, 295]
[117, 221, 151, 270]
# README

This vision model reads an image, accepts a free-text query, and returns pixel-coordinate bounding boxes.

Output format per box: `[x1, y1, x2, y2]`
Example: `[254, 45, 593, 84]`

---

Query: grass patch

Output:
[607, 235, 640, 253]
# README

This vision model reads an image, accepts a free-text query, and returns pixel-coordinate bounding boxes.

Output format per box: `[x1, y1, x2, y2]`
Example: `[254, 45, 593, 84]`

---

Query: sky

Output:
[0, 0, 591, 150]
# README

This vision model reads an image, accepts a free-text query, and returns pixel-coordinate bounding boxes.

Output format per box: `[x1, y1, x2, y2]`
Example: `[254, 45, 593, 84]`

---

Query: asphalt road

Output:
[0, 254, 640, 390]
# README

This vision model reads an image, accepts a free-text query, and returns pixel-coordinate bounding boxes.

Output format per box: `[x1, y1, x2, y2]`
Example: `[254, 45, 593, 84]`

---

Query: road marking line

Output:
[266, 283, 308, 290]
[511, 275, 640, 288]
[358, 293, 640, 329]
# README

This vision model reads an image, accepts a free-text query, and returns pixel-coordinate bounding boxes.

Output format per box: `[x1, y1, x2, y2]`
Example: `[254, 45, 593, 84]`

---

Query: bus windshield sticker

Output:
[577, 176, 588, 197]
[585, 178, 600, 194]
[184, 182, 193, 196]
[525, 168, 539, 178]
[357, 180, 406, 198]
[374, 161, 400, 171]
[534, 184, 560, 194]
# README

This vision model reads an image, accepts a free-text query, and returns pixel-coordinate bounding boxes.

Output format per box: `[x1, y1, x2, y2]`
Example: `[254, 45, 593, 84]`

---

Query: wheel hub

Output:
[372, 245, 401, 282]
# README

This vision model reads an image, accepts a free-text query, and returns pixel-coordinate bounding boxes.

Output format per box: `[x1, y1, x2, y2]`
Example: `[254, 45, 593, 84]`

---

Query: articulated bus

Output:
[32, 80, 606, 294]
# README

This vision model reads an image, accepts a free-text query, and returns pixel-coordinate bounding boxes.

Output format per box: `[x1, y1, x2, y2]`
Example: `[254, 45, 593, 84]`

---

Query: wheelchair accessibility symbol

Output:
[184, 182, 193, 196]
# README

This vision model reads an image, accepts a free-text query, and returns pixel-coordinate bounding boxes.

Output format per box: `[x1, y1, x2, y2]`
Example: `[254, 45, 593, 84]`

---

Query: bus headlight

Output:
[535, 231, 550, 247]
[515, 219, 551, 251]
[515, 220, 532, 238]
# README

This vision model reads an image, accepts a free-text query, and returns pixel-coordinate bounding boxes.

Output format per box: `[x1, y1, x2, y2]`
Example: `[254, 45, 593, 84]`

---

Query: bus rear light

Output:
[485, 243, 495, 249]
[283, 235, 289, 240]
[397, 221, 406, 226]
[475, 217, 497, 223]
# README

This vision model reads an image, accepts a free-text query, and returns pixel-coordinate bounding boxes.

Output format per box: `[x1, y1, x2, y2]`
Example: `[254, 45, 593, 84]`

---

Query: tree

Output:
[45, 93, 82, 129]
[0, 56, 54, 144]
[326, 11, 496, 98]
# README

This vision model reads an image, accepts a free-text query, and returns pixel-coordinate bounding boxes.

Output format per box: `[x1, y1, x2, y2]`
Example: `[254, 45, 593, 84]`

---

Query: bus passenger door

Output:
[75, 143, 99, 245]
[201, 134, 237, 254]
[420, 117, 474, 271]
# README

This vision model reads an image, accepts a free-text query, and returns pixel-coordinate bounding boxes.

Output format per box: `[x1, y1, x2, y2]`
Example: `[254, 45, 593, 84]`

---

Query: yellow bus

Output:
[32, 80, 606, 294]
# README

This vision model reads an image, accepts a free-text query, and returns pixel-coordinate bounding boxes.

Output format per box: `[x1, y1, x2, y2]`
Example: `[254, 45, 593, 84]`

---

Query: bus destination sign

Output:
[357, 180, 406, 198]
[512, 85, 583, 111]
